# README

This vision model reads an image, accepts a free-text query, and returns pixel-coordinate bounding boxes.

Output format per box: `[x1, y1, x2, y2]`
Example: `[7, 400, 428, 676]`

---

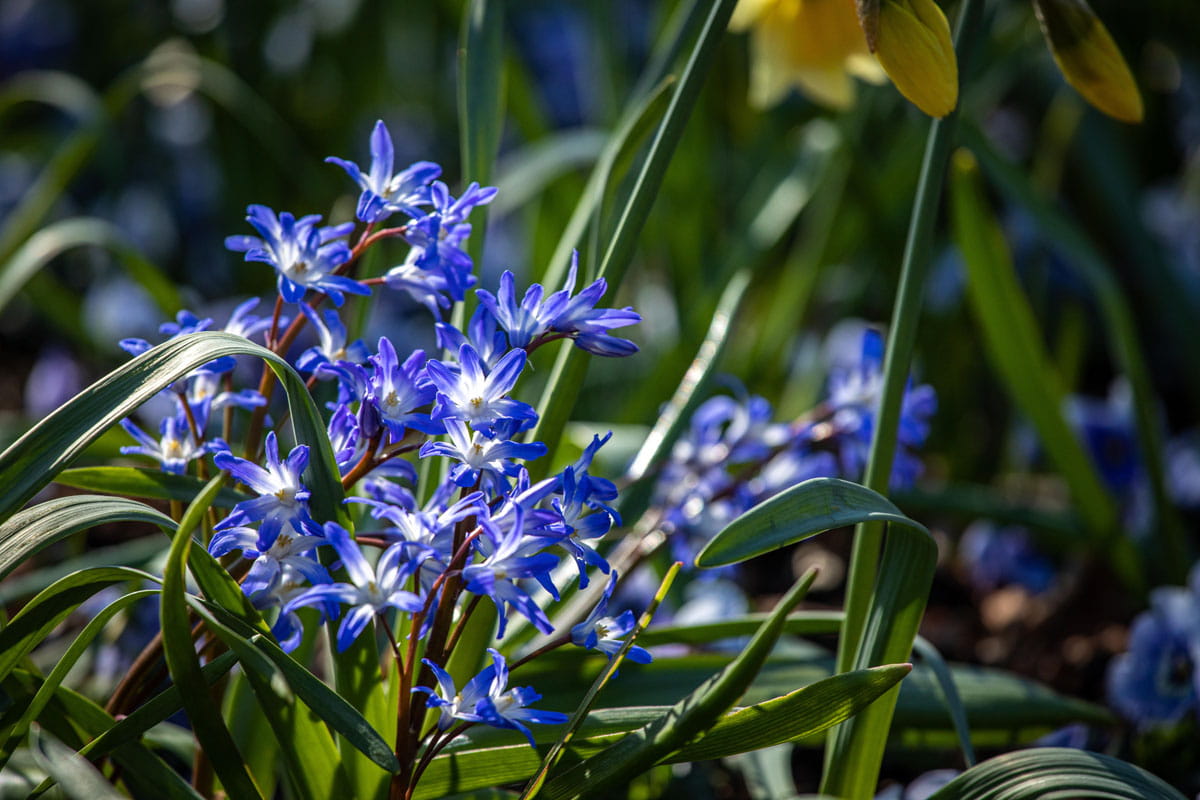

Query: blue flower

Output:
[246, 564, 332, 653]
[475, 255, 641, 356]
[361, 337, 442, 443]
[405, 181, 497, 302]
[462, 508, 559, 637]
[214, 432, 319, 544]
[326, 120, 441, 224]
[571, 572, 651, 663]
[419, 419, 547, 491]
[958, 521, 1056, 595]
[294, 304, 370, 374]
[427, 344, 537, 434]
[1107, 578, 1200, 729]
[208, 525, 330, 597]
[545, 253, 641, 357]
[540, 466, 617, 587]
[120, 407, 221, 475]
[286, 522, 423, 652]
[414, 649, 567, 746]
[436, 305, 508, 368]
[225, 205, 369, 306]
[826, 329, 936, 488]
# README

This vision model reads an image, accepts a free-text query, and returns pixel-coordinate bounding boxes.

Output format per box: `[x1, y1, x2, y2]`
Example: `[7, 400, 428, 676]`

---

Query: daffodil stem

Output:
[835, 0, 984, 685]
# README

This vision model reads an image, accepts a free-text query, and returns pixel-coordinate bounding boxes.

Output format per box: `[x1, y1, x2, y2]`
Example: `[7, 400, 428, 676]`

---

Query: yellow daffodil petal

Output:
[731, 0, 777, 32]
[874, 0, 958, 117]
[1033, 0, 1144, 123]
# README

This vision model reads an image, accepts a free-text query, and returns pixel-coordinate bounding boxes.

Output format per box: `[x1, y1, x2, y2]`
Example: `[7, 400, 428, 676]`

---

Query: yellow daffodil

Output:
[731, 0, 887, 111]
[1032, 0, 1144, 123]
[732, 0, 958, 117]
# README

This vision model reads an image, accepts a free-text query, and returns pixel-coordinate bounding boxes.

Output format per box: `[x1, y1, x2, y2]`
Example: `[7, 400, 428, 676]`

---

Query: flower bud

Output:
[873, 0, 958, 117]
[1033, 0, 1143, 123]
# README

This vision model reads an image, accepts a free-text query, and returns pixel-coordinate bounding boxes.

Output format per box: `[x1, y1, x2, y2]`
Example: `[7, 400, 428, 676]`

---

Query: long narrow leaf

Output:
[0, 566, 158, 682]
[30, 726, 125, 800]
[927, 748, 1186, 800]
[0, 331, 344, 526]
[160, 474, 262, 798]
[55, 466, 247, 507]
[538, 568, 816, 800]
[0, 494, 174, 581]
[949, 150, 1138, 588]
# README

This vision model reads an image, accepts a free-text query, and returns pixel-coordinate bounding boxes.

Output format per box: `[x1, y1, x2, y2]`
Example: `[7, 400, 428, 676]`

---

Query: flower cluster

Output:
[654, 327, 935, 566]
[114, 121, 647, 755]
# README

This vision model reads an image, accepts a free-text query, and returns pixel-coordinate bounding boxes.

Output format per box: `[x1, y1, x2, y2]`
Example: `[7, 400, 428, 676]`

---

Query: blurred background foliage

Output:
[3, 0, 1200, 791]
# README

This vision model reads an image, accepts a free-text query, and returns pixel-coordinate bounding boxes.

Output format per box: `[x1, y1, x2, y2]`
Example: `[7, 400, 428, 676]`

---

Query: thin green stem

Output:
[835, 0, 985, 679]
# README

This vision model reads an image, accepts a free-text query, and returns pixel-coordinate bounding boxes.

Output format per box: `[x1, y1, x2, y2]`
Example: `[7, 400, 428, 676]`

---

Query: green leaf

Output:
[538, 569, 816, 800]
[631, 610, 843, 648]
[491, 129, 608, 218]
[0, 536, 166, 604]
[689, 477, 937, 798]
[55, 466, 248, 506]
[415, 664, 908, 799]
[69, 651, 239, 763]
[927, 748, 1186, 800]
[457, 0, 504, 273]
[619, 270, 752, 520]
[30, 725, 125, 800]
[0, 588, 159, 770]
[0, 494, 174, 581]
[191, 598, 398, 774]
[0, 331, 344, 527]
[912, 636, 975, 767]
[962, 122, 1189, 584]
[160, 474, 262, 798]
[949, 149, 1138, 589]
[0, 217, 181, 316]
[0, 566, 157, 683]
[695, 477, 926, 569]
[529, 0, 738, 469]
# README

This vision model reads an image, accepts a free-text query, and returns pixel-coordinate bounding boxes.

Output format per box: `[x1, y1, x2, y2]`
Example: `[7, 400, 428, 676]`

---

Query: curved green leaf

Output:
[0, 494, 174, 581]
[912, 636, 975, 767]
[55, 466, 247, 507]
[0, 566, 158, 683]
[538, 568, 816, 800]
[191, 597, 397, 774]
[0, 216, 180, 316]
[928, 748, 1186, 800]
[161, 475, 262, 799]
[417, 664, 907, 799]
[949, 150, 1135, 586]
[0, 588, 159, 769]
[695, 477, 925, 568]
[0, 331, 344, 526]
[491, 129, 608, 218]
[30, 725, 125, 800]
[692, 477, 937, 798]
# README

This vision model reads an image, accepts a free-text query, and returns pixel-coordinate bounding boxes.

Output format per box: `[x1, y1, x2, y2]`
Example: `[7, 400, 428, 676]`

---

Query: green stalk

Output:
[834, 0, 984, 681]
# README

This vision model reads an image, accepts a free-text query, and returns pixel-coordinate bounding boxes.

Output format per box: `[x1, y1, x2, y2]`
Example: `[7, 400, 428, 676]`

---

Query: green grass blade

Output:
[619, 270, 751, 520]
[13, 669, 212, 800]
[0, 566, 158, 682]
[0, 536, 166, 604]
[948, 150, 1137, 588]
[927, 748, 1186, 800]
[634, 610, 844, 647]
[54, 466, 247, 506]
[0, 588, 158, 770]
[30, 725, 125, 800]
[415, 664, 907, 799]
[491, 130, 607, 218]
[194, 598, 398, 773]
[521, 563, 680, 799]
[457, 0, 505, 270]
[530, 0, 736, 468]
[538, 569, 816, 800]
[0, 217, 181, 315]
[912, 636, 975, 768]
[161, 474, 262, 799]
[0, 494, 174, 581]
[962, 122, 1189, 583]
[0, 331, 344, 527]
